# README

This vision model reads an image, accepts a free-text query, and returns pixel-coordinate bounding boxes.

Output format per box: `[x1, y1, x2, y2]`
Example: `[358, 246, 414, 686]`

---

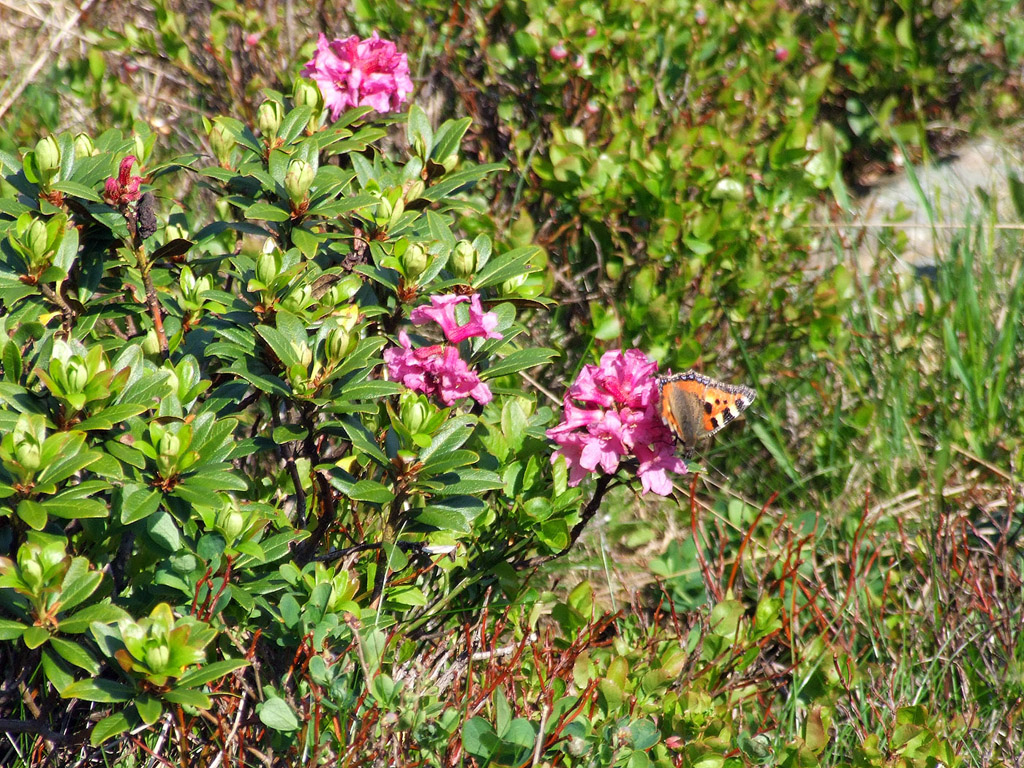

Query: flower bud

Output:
[282, 284, 312, 313]
[158, 431, 182, 459]
[255, 247, 281, 286]
[441, 153, 459, 173]
[65, 359, 89, 393]
[399, 394, 430, 434]
[412, 135, 429, 160]
[501, 273, 527, 295]
[209, 119, 236, 167]
[451, 240, 477, 280]
[257, 100, 284, 141]
[402, 243, 429, 281]
[284, 159, 315, 203]
[335, 303, 360, 331]
[14, 436, 41, 472]
[132, 135, 147, 163]
[293, 79, 324, 131]
[180, 266, 198, 296]
[144, 643, 170, 672]
[403, 178, 425, 202]
[23, 218, 50, 265]
[216, 507, 246, 542]
[322, 275, 362, 306]
[20, 559, 44, 592]
[291, 341, 313, 368]
[375, 194, 394, 222]
[73, 133, 96, 159]
[325, 326, 356, 364]
[34, 136, 62, 184]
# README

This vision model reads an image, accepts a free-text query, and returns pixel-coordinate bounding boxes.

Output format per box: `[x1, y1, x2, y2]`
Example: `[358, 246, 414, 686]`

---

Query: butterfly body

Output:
[658, 371, 756, 458]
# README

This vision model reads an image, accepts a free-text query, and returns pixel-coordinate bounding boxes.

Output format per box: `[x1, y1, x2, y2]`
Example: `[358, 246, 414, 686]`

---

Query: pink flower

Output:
[104, 156, 142, 206]
[547, 349, 685, 496]
[549, 43, 568, 61]
[410, 294, 502, 344]
[384, 331, 492, 406]
[302, 32, 413, 119]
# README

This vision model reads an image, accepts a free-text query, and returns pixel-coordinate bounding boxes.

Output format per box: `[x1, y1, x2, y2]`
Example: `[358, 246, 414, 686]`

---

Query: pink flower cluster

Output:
[384, 294, 502, 407]
[104, 156, 142, 206]
[546, 349, 686, 496]
[302, 32, 413, 119]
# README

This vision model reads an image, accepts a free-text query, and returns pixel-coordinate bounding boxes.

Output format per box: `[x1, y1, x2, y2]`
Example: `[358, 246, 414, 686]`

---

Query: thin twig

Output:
[0, 0, 97, 121]
[207, 692, 247, 768]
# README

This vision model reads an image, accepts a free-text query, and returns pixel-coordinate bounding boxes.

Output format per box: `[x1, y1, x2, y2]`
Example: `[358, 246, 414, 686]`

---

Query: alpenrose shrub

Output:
[0, 31, 692, 762]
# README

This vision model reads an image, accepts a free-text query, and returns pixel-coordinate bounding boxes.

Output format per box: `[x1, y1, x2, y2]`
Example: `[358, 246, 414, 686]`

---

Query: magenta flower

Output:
[384, 331, 492, 406]
[547, 349, 685, 496]
[410, 294, 502, 345]
[549, 43, 568, 61]
[104, 156, 142, 206]
[302, 32, 413, 119]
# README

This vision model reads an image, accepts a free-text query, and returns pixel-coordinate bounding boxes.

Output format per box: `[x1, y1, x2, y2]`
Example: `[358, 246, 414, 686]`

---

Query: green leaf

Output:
[431, 117, 472, 162]
[419, 416, 476, 463]
[17, 499, 47, 530]
[59, 557, 103, 612]
[42, 497, 108, 519]
[145, 509, 181, 552]
[278, 106, 314, 144]
[420, 163, 504, 202]
[347, 479, 395, 504]
[432, 469, 504, 496]
[462, 716, 500, 760]
[161, 688, 212, 708]
[121, 486, 162, 525]
[51, 180, 104, 202]
[255, 323, 302, 368]
[59, 602, 131, 634]
[385, 584, 427, 607]
[37, 445, 101, 486]
[259, 696, 300, 731]
[63, 678, 134, 703]
[2, 340, 22, 383]
[136, 695, 163, 725]
[41, 647, 75, 692]
[407, 104, 434, 155]
[50, 637, 100, 674]
[224, 361, 291, 397]
[23, 625, 50, 649]
[75, 403, 149, 431]
[339, 415, 388, 466]
[481, 347, 557, 380]
[0, 619, 26, 640]
[419, 449, 478, 476]
[245, 202, 290, 222]
[90, 711, 134, 746]
[414, 497, 485, 532]
[176, 658, 249, 689]
[472, 246, 540, 290]
[629, 718, 660, 749]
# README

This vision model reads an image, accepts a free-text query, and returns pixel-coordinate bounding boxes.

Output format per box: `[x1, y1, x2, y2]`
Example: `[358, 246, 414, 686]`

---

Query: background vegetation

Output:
[1, 0, 1023, 765]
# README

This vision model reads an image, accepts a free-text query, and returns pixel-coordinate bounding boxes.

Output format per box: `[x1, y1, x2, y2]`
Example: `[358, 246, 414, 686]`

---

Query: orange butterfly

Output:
[658, 371, 756, 458]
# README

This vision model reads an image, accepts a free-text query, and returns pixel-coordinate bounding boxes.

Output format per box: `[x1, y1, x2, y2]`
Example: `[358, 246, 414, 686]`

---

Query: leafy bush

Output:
[3, 2, 1024, 766]
[0, 66, 589, 756]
